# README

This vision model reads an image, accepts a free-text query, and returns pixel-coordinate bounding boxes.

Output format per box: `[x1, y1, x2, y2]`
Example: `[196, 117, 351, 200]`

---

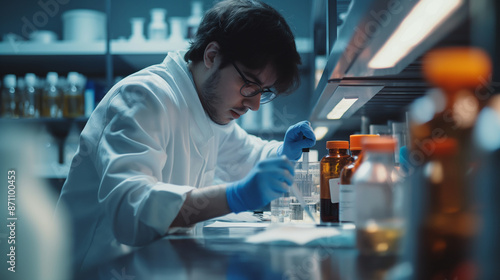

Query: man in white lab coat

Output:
[56, 0, 315, 271]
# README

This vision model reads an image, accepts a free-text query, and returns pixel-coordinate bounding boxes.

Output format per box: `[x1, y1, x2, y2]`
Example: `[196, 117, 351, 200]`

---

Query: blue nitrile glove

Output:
[276, 120, 316, 160]
[226, 157, 295, 213]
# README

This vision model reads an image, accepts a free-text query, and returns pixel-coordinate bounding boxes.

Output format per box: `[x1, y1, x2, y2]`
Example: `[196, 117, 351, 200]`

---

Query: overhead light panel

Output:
[327, 98, 358, 119]
[368, 0, 463, 69]
[314, 126, 329, 141]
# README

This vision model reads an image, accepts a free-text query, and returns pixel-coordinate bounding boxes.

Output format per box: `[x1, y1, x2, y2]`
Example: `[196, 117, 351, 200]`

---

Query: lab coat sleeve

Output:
[215, 123, 282, 183]
[94, 82, 193, 246]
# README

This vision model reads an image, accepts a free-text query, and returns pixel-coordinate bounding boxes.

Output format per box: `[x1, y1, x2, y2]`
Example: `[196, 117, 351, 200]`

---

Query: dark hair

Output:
[184, 0, 301, 95]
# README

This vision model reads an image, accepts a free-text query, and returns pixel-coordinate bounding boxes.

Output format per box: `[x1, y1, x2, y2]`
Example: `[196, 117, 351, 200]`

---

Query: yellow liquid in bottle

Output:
[63, 94, 84, 118]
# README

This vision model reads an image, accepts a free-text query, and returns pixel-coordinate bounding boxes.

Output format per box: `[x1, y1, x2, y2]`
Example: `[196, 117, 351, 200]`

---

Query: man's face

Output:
[199, 62, 277, 125]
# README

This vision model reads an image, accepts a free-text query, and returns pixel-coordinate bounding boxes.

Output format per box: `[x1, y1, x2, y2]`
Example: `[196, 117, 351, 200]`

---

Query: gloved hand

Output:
[277, 120, 316, 160]
[226, 157, 295, 213]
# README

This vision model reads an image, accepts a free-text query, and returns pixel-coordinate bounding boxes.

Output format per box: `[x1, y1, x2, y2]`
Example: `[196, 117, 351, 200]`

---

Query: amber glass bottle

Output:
[339, 134, 379, 223]
[320, 141, 350, 223]
[414, 138, 477, 280]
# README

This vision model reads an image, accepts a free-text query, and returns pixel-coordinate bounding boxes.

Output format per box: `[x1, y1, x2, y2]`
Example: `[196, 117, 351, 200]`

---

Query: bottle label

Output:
[329, 178, 340, 203]
[339, 184, 355, 222]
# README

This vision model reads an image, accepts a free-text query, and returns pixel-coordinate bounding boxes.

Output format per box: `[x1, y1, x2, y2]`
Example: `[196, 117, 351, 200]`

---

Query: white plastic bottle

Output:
[148, 8, 168, 41]
[187, 1, 203, 39]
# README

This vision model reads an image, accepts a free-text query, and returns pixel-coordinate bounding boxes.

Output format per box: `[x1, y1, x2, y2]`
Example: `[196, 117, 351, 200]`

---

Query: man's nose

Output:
[243, 93, 261, 111]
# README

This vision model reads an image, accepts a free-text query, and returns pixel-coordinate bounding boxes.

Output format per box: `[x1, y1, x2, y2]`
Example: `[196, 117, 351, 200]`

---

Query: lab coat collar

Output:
[165, 51, 215, 143]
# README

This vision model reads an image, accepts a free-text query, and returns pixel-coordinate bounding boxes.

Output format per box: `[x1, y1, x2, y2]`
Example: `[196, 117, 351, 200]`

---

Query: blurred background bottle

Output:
[1, 74, 17, 118]
[63, 72, 85, 118]
[41, 72, 63, 118]
[320, 140, 351, 223]
[23, 73, 41, 118]
[148, 8, 168, 41]
[187, 1, 203, 39]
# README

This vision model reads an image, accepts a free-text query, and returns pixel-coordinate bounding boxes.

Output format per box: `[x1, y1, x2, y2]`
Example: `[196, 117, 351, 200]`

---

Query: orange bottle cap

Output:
[350, 134, 380, 150]
[362, 137, 397, 152]
[423, 47, 492, 92]
[326, 140, 349, 149]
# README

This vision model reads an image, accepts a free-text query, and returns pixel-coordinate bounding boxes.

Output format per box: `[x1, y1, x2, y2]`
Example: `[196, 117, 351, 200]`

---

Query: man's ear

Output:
[204, 41, 220, 69]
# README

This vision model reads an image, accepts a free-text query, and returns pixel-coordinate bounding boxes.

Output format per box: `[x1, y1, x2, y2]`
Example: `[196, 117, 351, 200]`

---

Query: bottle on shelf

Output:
[63, 72, 85, 118]
[84, 80, 95, 118]
[148, 8, 168, 41]
[1, 74, 18, 118]
[23, 73, 40, 118]
[320, 140, 351, 223]
[353, 136, 403, 256]
[169, 17, 186, 43]
[41, 72, 63, 118]
[339, 134, 379, 223]
[130, 17, 146, 42]
[187, 1, 203, 39]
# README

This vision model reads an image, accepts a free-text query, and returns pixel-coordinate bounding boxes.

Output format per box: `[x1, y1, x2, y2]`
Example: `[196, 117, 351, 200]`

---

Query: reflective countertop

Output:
[77, 221, 400, 280]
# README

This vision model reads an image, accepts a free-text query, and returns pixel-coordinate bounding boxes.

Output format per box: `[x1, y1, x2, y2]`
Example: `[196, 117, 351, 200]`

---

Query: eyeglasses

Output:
[232, 62, 277, 104]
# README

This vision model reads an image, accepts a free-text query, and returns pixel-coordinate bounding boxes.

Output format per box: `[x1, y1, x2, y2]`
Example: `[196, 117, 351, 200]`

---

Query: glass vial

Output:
[63, 72, 85, 118]
[23, 73, 40, 118]
[320, 140, 351, 223]
[353, 137, 403, 256]
[339, 134, 379, 223]
[41, 72, 62, 118]
[1, 74, 17, 118]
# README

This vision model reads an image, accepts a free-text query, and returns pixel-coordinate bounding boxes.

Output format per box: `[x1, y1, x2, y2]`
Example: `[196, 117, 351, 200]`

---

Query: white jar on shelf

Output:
[169, 17, 186, 43]
[187, 1, 203, 39]
[130, 17, 146, 42]
[148, 8, 168, 41]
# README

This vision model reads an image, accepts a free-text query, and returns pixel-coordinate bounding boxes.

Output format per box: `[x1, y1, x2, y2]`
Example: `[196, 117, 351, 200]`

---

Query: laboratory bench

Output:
[76, 220, 400, 280]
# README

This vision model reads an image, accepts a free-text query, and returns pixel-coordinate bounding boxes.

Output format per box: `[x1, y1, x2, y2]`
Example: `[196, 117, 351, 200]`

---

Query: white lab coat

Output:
[56, 51, 281, 271]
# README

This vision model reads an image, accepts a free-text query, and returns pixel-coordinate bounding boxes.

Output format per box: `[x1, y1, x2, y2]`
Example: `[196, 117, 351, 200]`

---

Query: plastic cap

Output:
[350, 134, 380, 150]
[326, 140, 349, 149]
[25, 73, 37, 86]
[423, 47, 492, 92]
[67, 72, 80, 84]
[3, 75, 16, 88]
[46, 72, 58, 85]
[362, 137, 397, 152]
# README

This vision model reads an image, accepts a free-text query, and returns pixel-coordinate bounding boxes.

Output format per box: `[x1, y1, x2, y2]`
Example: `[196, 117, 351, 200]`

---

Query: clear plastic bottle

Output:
[23, 73, 40, 118]
[187, 1, 203, 39]
[320, 140, 351, 223]
[1, 74, 17, 118]
[353, 137, 403, 256]
[339, 134, 379, 223]
[63, 72, 85, 118]
[148, 8, 168, 41]
[41, 72, 63, 118]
